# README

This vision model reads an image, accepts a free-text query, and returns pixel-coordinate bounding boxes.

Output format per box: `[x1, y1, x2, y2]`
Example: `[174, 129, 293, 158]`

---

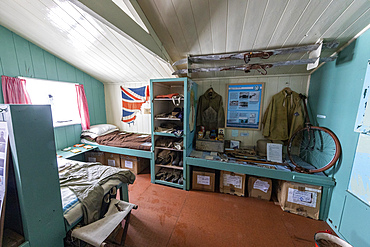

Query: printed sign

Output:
[226, 83, 264, 130]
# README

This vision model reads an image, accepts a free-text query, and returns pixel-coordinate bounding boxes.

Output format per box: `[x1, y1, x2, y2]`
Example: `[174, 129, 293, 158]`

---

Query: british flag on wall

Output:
[121, 85, 150, 125]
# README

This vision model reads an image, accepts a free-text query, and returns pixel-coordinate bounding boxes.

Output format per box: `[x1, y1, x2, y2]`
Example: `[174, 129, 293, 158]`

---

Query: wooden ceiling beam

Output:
[71, 0, 171, 63]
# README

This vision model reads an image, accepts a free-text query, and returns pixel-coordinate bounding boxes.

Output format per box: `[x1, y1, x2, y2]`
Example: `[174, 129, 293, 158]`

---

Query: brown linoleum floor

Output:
[125, 171, 332, 247]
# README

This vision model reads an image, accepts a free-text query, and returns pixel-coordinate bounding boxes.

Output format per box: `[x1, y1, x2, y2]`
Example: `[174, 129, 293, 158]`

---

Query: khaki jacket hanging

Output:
[262, 89, 305, 141]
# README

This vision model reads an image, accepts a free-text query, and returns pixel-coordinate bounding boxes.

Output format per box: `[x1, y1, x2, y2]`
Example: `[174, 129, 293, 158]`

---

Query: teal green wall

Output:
[0, 25, 106, 150]
[309, 29, 370, 246]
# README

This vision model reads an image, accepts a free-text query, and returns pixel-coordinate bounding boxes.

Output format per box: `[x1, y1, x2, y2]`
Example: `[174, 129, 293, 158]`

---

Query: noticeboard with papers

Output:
[225, 83, 264, 130]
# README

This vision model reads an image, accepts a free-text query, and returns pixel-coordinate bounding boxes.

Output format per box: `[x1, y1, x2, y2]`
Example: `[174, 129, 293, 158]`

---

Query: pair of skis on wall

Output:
[172, 41, 338, 75]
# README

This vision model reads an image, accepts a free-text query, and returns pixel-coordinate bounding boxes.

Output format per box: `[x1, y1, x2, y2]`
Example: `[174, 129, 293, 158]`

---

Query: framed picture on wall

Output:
[225, 83, 264, 130]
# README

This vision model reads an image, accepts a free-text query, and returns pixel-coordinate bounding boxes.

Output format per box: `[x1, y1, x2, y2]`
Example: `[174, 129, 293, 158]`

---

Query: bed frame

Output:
[96, 144, 152, 159]
[64, 182, 129, 232]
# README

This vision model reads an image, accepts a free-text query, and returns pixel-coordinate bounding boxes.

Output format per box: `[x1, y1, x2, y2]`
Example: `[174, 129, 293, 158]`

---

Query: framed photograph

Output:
[225, 83, 264, 130]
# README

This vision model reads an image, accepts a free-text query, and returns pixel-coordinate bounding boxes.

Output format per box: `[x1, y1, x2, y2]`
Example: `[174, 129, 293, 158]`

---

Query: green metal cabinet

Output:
[2, 104, 65, 246]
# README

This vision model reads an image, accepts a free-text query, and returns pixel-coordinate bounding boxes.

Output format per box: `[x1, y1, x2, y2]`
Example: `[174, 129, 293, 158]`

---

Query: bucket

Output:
[314, 231, 353, 247]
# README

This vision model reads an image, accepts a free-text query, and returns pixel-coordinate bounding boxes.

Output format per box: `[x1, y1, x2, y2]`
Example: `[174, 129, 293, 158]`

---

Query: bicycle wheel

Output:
[287, 126, 341, 173]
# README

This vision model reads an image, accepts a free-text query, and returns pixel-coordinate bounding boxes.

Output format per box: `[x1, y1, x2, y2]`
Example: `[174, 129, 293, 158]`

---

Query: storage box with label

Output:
[277, 181, 322, 220]
[120, 155, 149, 174]
[192, 168, 216, 192]
[220, 171, 246, 196]
[104, 153, 121, 167]
[248, 176, 272, 200]
[85, 151, 105, 164]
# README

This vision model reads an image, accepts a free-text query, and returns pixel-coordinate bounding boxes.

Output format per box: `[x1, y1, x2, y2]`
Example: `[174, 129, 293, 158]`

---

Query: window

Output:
[22, 77, 81, 127]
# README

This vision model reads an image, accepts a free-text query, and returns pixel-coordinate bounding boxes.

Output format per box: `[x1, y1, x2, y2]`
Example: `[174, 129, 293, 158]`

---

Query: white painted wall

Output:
[104, 74, 310, 142]
[105, 82, 151, 134]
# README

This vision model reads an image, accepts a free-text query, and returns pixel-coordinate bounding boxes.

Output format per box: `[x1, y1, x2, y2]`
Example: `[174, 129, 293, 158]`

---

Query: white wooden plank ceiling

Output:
[0, 0, 369, 83]
[138, 0, 370, 78]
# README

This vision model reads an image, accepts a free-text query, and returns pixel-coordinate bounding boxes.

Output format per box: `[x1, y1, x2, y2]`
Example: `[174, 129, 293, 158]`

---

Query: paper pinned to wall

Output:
[231, 129, 238, 137]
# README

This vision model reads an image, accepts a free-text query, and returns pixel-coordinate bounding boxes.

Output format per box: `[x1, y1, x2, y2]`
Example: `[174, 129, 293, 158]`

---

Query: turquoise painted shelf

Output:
[150, 78, 198, 190]
[153, 132, 183, 138]
[155, 179, 184, 189]
[185, 156, 335, 220]
[57, 145, 98, 159]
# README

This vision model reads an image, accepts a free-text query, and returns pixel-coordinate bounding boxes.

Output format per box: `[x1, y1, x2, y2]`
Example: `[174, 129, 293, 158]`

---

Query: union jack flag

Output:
[121, 85, 150, 125]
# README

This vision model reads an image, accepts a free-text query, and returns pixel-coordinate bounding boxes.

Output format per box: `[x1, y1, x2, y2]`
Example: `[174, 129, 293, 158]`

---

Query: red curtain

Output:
[75, 84, 91, 130]
[1, 75, 32, 104]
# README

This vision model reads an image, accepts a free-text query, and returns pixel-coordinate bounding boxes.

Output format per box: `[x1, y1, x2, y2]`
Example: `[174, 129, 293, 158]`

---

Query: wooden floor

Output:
[125, 170, 332, 247]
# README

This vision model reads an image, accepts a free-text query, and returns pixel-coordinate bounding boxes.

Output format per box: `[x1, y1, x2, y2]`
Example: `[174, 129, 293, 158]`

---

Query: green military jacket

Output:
[262, 89, 305, 141]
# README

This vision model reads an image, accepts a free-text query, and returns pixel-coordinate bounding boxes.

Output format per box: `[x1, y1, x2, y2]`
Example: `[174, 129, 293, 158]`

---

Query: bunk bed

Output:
[80, 124, 152, 159]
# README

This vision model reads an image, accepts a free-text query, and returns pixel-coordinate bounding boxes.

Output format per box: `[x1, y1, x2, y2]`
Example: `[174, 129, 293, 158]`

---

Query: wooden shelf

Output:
[155, 164, 183, 170]
[57, 144, 98, 159]
[155, 147, 183, 151]
[154, 132, 182, 137]
[155, 117, 182, 121]
[154, 179, 184, 189]
[154, 98, 184, 101]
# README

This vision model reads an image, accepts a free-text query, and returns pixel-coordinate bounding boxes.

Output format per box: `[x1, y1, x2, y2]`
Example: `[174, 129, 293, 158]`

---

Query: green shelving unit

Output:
[150, 78, 198, 190]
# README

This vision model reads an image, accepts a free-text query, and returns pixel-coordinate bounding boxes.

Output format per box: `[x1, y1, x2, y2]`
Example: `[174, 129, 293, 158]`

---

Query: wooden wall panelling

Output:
[190, 0, 213, 55]
[54, 127, 68, 150]
[13, 34, 34, 77]
[194, 75, 309, 148]
[92, 77, 106, 124]
[172, 0, 201, 55]
[0, 25, 106, 150]
[43, 52, 59, 81]
[29, 43, 48, 79]
[0, 26, 19, 76]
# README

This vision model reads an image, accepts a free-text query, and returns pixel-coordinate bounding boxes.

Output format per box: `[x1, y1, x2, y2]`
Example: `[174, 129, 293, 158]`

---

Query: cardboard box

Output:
[104, 153, 121, 167]
[120, 155, 149, 174]
[220, 171, 246, 196]
[85, 151, 105, 164]
[277, 180, 322, 220]
[248, 176, 272, 200]
[192, 168, 216, 192]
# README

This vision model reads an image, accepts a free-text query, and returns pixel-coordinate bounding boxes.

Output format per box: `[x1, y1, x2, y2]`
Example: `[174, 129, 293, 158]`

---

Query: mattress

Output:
[94, 131, 152, 151]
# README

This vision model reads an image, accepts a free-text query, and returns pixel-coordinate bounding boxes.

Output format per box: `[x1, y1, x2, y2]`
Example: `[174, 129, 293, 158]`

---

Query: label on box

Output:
[287, 188, 317, 208]
[224, 174, 242, 189]
[108, 159, 115, 167]
[125, 160, 133, 169]
[88, 157, 96, 162]
[197, 175, 210, 185]
[253, 179, 270, 193]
